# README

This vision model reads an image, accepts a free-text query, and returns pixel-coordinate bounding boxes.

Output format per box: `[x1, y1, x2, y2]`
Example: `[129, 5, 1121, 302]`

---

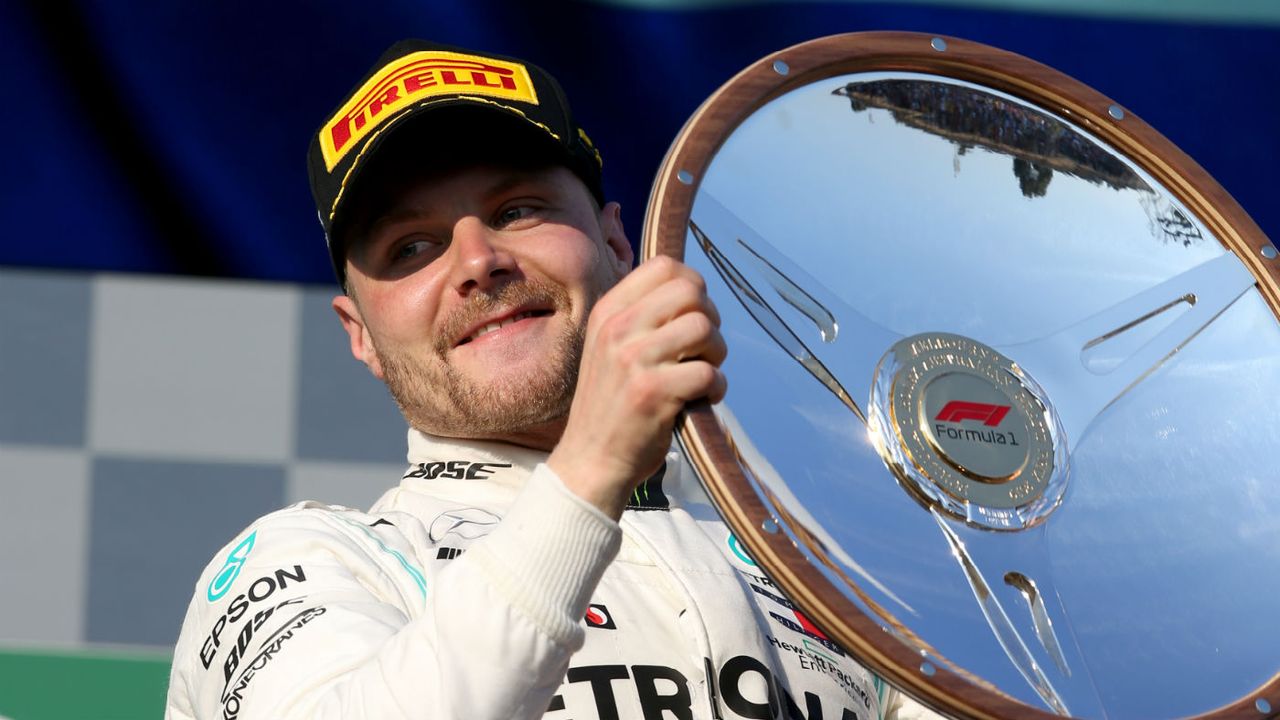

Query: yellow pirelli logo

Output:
[320, 51, 539, 170]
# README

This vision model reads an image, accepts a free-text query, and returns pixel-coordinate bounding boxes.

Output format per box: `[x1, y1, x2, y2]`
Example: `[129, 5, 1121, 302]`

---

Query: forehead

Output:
[394, 162, 573, 209]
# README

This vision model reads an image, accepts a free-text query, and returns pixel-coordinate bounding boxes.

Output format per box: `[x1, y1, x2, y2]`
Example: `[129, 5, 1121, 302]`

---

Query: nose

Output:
[446, 216, 514, 293]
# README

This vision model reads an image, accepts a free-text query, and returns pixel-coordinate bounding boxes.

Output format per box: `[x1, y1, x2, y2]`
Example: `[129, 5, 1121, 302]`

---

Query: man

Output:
[166, 40, 930, 719]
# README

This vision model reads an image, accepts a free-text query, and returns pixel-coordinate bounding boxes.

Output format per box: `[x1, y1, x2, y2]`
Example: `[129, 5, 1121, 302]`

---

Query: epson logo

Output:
[199, 566, 308, 671]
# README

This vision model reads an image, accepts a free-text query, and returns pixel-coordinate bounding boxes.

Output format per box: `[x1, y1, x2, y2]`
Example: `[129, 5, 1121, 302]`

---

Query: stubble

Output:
[377, 277, 586, 440]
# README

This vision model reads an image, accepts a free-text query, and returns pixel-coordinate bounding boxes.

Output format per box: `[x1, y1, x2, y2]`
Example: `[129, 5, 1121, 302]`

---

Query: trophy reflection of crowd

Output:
[834, 80, 1143, 198]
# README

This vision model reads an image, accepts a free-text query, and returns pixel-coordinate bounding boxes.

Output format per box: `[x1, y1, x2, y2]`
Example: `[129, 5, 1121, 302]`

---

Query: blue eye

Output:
[393, 239, 435, 262]
[497, 206, 535, 226]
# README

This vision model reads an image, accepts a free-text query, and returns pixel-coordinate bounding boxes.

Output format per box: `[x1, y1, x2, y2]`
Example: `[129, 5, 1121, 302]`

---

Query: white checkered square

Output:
[0, 445, 90, 644]
[89, 276, 300, 463]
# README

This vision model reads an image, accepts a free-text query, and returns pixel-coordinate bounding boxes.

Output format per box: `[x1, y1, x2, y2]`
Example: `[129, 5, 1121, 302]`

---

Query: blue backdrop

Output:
[3, 0, 1276, 282]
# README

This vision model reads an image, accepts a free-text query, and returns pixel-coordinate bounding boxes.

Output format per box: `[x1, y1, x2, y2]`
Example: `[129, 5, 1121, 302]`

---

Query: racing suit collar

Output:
[406, 428, 548, 477]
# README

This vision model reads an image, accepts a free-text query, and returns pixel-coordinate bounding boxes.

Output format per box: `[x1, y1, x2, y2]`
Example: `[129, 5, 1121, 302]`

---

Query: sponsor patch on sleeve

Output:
[207, 531, 257, 602]
[584, 603, 616, 629]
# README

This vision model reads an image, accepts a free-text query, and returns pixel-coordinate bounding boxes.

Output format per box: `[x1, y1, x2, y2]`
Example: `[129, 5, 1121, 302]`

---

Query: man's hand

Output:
[549, 257, 727, 519]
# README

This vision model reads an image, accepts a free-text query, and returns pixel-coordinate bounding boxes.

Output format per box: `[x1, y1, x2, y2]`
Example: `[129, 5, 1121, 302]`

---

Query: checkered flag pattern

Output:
[0, 267, 409, 654]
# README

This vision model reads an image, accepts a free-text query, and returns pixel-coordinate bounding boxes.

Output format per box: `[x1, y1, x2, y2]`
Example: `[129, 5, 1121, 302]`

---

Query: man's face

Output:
[333, 163, 632, 447]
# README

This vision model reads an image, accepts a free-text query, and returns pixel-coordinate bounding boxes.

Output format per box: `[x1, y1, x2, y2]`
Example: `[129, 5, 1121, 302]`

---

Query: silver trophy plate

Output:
[644, 32, 1280, 719]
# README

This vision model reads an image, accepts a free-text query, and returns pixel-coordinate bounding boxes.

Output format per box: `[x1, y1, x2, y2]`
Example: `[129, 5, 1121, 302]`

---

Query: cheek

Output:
[359, 279, 443, 347]
[549, 233, 616, 288]
[585, 245, 626, 298]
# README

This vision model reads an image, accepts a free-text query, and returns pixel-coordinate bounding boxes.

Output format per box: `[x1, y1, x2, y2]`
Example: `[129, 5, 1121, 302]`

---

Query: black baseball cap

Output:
[307, 40, 605, 285]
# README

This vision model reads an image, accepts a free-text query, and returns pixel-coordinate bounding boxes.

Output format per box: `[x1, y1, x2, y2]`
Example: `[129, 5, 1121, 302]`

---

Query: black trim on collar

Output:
[625, 462, 670, 511]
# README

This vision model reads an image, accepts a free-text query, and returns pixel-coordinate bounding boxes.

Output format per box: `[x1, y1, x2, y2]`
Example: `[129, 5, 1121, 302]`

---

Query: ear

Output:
[332, 293, 385, 380]
[598, 201, 634, 280]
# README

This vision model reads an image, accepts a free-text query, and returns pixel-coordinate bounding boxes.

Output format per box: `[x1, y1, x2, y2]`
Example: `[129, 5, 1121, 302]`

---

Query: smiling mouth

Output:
[457, 310, 553, 346]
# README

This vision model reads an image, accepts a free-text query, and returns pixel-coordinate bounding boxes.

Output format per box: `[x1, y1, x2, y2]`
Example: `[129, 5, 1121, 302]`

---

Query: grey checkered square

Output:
[86, 456, 286, 647]
[0, 269, 91, 447]
[294, 287, 407, 463]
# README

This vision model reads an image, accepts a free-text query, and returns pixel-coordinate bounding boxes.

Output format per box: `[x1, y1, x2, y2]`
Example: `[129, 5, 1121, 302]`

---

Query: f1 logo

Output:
[935, 401, 1011, 427]
[585, 604, 616, 630]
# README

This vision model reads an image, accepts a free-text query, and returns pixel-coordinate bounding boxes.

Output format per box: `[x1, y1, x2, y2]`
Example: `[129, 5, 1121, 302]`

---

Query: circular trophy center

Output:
[869, 332, 1068, 530]
[921, 371, 1031, 482]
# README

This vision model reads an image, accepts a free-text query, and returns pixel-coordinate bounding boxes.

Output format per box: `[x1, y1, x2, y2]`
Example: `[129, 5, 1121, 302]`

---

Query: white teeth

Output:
[467, 311, 534, 342]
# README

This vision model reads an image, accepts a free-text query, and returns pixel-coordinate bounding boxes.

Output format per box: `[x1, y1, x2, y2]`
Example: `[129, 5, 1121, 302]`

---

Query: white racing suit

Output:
[166, 430, 935, 719]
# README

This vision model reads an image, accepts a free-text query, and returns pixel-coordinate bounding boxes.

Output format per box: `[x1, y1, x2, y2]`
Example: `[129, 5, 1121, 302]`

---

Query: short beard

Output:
[377, 278, 586, 441]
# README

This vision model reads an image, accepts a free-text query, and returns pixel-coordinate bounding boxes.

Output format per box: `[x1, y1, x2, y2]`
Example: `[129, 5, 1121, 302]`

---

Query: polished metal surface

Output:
[1004, 571, 1071, 678]
[871, 332, 1065, 528]
[684, 72, 1280, 718]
